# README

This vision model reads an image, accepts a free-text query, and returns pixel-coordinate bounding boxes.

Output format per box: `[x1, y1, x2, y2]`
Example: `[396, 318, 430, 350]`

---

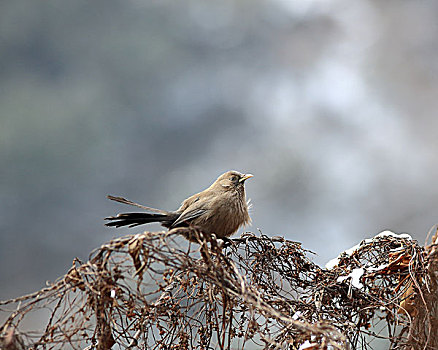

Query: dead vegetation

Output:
[1, 227, 437, 349]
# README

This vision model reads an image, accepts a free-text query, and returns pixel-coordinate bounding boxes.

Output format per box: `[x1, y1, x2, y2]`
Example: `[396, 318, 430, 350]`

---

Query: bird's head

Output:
[213, 170, 253, 192]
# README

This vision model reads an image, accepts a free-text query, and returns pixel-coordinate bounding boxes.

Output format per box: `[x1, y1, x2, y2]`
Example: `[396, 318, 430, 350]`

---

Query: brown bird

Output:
[105, 170, 253, 239]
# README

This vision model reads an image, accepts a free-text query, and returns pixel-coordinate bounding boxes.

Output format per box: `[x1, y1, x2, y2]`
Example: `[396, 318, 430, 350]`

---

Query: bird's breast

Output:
[193, 191, 249, 238]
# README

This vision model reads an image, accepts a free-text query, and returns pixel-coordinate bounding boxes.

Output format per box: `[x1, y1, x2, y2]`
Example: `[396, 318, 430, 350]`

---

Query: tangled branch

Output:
[0, 228, 435, 349]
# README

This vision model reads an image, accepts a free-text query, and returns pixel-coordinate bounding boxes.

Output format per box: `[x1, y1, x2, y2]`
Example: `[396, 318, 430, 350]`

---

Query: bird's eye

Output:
[230, 175, 238, 182]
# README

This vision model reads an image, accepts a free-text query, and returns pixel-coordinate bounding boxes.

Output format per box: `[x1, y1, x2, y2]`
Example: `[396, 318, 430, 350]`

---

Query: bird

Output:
[105, 170, 253, 240]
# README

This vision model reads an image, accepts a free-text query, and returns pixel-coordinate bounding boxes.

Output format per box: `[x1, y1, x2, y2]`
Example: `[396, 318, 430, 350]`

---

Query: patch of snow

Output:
[325, 230, 411, 269]
[325, 257, 340, 269]
[343, 243, 363, 256]
[299, 340, 318, 350]
[350, 268, 364, 289]
[292, 311, 302, 320]
[390, 246, 405, 252]
[367, 263, 388, 272]
[376, 230, 412, 240]
[337, 276, 348, 283]
[337, 268, 364, 289]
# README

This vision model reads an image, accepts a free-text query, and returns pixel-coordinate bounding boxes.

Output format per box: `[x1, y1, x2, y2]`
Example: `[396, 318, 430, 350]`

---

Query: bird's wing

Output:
[171, 208, 209, 227]
[107, 195, 169, 215]
[178, 192, 201, 212]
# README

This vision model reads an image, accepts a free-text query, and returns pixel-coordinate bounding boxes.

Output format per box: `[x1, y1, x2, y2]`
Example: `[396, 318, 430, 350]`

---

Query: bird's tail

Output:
[105, 195, 178, 228]
[105, 212, 176, 228]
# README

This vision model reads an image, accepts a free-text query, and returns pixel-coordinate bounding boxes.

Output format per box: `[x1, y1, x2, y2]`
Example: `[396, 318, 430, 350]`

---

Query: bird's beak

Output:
[239, 173, 254, 182]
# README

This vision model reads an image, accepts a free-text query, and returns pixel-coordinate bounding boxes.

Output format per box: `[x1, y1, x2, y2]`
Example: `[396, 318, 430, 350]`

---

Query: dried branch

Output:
[0, 228, 431, 349]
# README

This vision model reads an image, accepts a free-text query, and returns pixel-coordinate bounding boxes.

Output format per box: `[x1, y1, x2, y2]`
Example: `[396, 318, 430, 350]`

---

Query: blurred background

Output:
[1, 0, 438, 301]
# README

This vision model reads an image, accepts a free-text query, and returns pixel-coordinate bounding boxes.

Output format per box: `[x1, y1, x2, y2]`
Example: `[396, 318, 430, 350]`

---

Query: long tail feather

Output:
[107, 195, 169, 215]
[104, 212, 177, 228]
